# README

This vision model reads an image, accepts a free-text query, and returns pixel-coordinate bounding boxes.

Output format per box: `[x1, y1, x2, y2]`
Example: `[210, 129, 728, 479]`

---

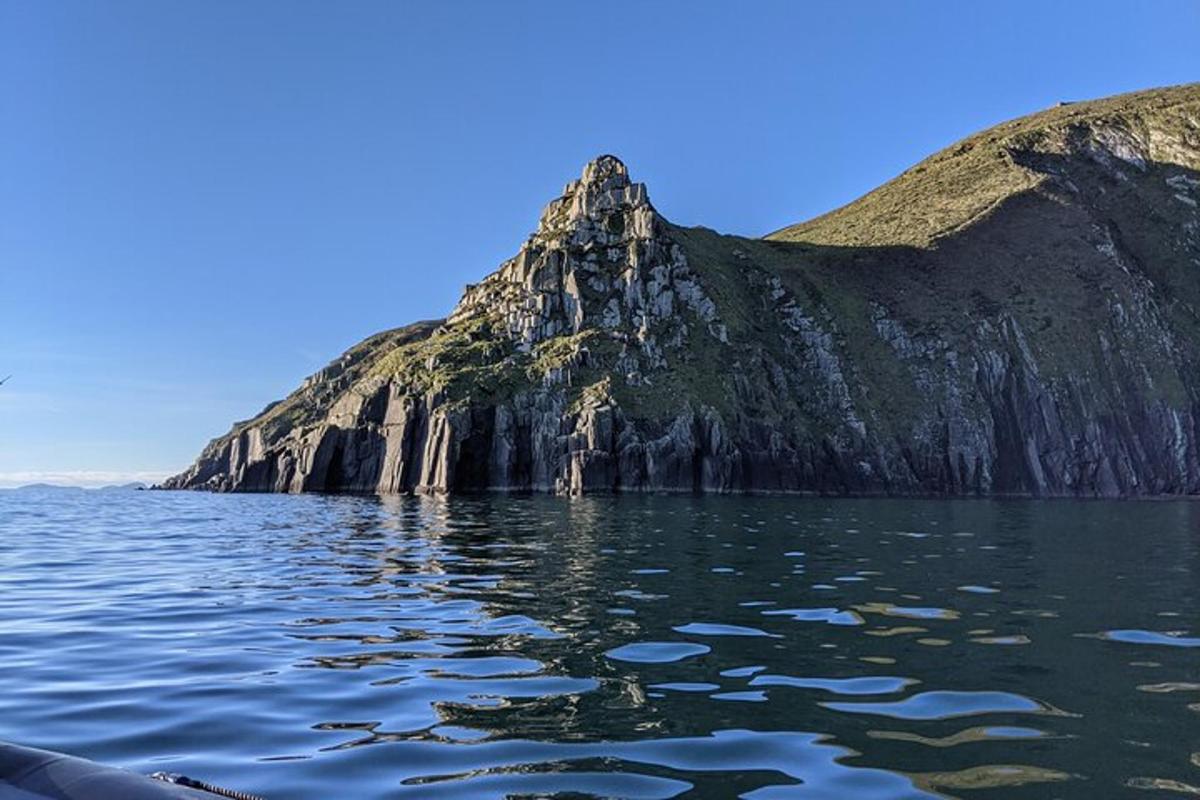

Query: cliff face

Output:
[164, 84, 1200, 497]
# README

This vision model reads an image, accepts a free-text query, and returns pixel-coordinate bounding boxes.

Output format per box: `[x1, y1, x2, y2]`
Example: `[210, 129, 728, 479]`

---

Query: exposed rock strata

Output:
[164, 84, 1200, 497]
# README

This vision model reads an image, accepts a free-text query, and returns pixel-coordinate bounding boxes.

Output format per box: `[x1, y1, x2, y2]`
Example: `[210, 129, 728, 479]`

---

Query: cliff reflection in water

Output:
[0, 490, 1198, 798]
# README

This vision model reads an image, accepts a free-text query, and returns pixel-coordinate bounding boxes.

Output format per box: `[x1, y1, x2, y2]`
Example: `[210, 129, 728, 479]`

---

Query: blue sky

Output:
[2, 1, 1197, 487]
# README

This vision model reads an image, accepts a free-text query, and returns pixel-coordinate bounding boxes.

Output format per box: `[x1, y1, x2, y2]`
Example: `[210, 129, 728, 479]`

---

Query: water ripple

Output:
[761, 607, 865, 626]
[2, 490, 1198, 798]
[605, 642, 711, 664]
[672, 622, 779, 638]
[823, 691, 1046, 720]
[1096, 629, 1200, 648]
[749, 674, 917, 695]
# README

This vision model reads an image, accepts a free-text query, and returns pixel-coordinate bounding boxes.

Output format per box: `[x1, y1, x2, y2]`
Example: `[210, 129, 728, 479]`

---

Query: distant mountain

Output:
[12, 481, 147, 492]
[165, 84, 1200, 497]
[15, 483, 85, 491]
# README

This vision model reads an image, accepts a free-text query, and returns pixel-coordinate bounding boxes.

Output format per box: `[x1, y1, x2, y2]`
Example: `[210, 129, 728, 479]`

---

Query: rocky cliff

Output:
[163, 84, 1200, 496]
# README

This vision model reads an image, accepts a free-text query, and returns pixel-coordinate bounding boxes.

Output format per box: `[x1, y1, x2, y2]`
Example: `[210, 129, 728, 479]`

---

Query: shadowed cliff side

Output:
[163, 83, 1200, 497]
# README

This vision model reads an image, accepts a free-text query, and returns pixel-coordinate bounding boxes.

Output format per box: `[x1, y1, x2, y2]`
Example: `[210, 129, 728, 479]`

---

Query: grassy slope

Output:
[672, 83, 1200, 437]
[769, 83, 1200, 247]
[244, 320, 443, 444]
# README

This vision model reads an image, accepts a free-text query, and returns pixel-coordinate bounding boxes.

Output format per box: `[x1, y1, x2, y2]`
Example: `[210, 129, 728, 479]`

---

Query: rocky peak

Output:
[448, 156, 722, 358]
[583, 153, 629, 184]
[576, 153, 632, 195]
[533, 154, 654, 245]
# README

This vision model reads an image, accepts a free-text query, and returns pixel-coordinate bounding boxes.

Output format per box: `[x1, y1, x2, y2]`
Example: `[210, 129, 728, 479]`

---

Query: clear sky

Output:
[1, 1, 1197, 487]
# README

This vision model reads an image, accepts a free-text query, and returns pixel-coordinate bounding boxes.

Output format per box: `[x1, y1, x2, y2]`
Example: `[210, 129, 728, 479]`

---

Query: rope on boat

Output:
[150, 771, 266, 800]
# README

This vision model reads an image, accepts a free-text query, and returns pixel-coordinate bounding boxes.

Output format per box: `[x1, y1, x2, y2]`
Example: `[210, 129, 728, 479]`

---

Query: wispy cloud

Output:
[0, 470, 173, 489]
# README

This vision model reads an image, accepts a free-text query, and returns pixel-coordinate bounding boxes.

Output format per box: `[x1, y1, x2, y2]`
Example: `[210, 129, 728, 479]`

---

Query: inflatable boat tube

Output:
[0, 742, 261, 800]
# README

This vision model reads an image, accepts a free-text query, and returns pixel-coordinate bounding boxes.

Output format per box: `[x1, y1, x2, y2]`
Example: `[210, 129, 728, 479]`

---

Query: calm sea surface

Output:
[1, 489, 1198, 799]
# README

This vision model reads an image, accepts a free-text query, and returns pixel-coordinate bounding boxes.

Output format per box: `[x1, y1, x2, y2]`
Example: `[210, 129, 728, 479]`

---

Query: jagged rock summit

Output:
[446, 153, 719, 353]
[164, 83, 1200, 496]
